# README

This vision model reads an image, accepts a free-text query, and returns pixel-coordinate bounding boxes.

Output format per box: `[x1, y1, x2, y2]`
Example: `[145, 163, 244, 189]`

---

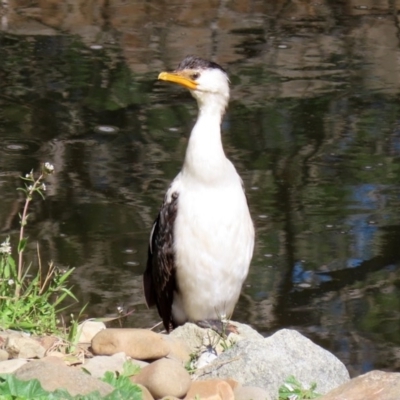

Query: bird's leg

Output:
[196, 319, 238, 337]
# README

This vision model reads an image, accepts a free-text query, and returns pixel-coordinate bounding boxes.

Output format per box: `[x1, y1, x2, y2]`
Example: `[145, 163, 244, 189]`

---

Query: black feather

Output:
[143, 192, 179, 331]
[176, 55, 227, 74]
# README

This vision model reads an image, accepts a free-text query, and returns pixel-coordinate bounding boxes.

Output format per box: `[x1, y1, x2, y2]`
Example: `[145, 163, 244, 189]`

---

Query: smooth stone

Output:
[6, 336, 46, 359]
[91, 328, 170, 360]
[37, 335, 59, 352]
[13, 360, 114, 397]
[131, 358, 150, 368]
[319, 370, 400, 400]
[185, 379, 235, 400]
[40, 356, 66, 366]
[161, 334, 191, 363]
[83, 352, 128, 378]
[0, 349, 9, 361]
[0, 359, 27, 374]
[77, 320, 106, 344]
[137, 383, 155, 400]
[131, 358, 191, 399]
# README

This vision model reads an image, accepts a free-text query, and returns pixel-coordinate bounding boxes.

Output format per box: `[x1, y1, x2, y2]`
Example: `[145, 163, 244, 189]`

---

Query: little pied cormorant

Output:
[143, 56, 255, 332]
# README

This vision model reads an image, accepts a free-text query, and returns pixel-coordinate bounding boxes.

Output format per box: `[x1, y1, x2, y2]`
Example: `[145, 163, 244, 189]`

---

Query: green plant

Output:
[0, 369, 143, 399]
[0, 163, 78, 335]
[278, 375, 321, 399]
[184, 352, 199, 374]
[100, 362, 142, 399]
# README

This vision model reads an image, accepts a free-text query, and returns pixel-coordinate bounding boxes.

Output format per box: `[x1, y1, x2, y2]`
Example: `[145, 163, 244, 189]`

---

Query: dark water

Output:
[1, 0, 400, 376]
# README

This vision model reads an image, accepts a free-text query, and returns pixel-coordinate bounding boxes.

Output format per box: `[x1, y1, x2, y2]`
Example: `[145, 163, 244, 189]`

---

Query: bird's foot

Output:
[196, 319, 238, 337]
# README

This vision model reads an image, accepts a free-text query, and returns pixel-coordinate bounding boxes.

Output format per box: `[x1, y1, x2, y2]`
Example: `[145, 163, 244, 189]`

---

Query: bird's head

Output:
[158, 56, 230, 111]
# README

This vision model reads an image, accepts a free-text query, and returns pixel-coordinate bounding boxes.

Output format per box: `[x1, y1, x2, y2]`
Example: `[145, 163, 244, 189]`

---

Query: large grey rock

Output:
[195, 329, 349, 400]
[14, 360, 114, 397]
[170, 321, 264, 370]
[320, 370, 400, 400]
[170, 322, 263, 355]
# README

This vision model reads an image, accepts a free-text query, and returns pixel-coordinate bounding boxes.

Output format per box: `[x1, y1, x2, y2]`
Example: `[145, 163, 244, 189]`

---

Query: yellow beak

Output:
[158, 72, 198, 90]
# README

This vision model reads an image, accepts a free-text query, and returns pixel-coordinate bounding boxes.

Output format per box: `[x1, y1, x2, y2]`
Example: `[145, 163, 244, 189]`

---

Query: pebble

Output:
[6, 336, 46, 359]
[0, 349, 9, 361]
[77, 320, 106, 344]
[0, 359, 27, 374]
[137, 383, 155, 400]
[91, 328, 170, 360]
[185, 379, 235, 400]
[13, 361, 114, 397]
[131, 358, 191, 399]
[83, 352, 128, 378]
[161, 334, 191, 363]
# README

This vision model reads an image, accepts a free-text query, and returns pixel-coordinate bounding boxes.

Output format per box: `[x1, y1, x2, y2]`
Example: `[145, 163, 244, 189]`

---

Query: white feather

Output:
[168, 66, 255, 324]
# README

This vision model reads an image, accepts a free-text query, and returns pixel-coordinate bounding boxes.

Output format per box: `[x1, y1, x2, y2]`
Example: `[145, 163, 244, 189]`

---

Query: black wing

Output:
[143, 192, 179, 331]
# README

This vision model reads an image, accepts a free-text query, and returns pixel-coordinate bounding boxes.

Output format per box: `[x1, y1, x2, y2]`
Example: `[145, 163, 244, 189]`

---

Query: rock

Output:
[91, 328, 170, 360]
[13, 360, 114, 397]
[169, 323, 209, 354]
[170, 322, 263, 356]
[131, 358, 191, 399]
[196, 349, 218, 369]
[319, 370, 400, 400]
[161, 334, 191, 363]
[45, 351, 66, 359]
[83, 352, 128, 378]
[131, 358, 150, 368]
[77, 320, 106, 344]
[234, 385, 272, 400]
[0, 359, 28, 374]
[0, 349, 9, 361]
[137, 383, 155, 400]
[185, 379, 235, 400]
[37, 335, 59, 352]
[40, 355, 66, 366]
[6, 336, 46, 359]
[195, 329, 349, 399]
[227, 322, 265, 341]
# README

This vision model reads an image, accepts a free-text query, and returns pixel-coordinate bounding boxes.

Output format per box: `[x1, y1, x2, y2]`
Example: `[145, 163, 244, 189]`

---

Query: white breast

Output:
[170, 168, 254, 324]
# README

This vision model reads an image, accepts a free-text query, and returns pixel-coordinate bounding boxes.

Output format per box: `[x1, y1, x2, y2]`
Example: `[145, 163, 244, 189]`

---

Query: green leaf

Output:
[0, 374, 48, 398]
[121, 361, 141, 377]
[17, 238, 27, 254]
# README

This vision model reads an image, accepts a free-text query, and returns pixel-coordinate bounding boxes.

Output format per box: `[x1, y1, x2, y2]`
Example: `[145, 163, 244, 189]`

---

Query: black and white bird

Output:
[143, 56, 254, 332]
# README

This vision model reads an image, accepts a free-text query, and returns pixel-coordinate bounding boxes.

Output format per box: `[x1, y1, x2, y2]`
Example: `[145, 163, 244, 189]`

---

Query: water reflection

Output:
[1, 0, 400, 376]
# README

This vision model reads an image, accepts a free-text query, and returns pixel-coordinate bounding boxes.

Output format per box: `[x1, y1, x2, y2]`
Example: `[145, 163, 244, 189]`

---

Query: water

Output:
[1, 0, 400, 376]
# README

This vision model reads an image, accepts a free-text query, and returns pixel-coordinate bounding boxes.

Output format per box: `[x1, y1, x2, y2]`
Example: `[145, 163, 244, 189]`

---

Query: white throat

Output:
[182, 90, 230, 183]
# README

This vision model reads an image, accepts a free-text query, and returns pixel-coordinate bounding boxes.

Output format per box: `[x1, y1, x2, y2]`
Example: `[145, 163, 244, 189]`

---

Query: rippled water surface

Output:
[1, 0, 400, 376]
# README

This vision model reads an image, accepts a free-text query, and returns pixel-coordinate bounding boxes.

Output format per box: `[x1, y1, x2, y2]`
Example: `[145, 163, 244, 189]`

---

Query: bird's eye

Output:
[190, 72, 200, 80]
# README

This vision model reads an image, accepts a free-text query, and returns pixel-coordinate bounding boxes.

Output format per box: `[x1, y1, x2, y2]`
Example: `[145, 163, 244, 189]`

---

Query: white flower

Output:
[41, 183, 46, 191]
[8, 279, 14, 286]
[0, 238, 12, 255]
[44, 162, 54, 174]
[27, 185, 33, 191]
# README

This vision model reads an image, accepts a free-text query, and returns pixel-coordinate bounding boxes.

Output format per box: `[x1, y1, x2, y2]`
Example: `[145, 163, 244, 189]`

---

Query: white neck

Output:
[182, 92, 229, 183]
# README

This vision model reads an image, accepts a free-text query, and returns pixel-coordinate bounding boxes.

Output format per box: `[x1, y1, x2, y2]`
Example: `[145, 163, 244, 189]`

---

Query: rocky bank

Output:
[0, 321, 399, 399]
